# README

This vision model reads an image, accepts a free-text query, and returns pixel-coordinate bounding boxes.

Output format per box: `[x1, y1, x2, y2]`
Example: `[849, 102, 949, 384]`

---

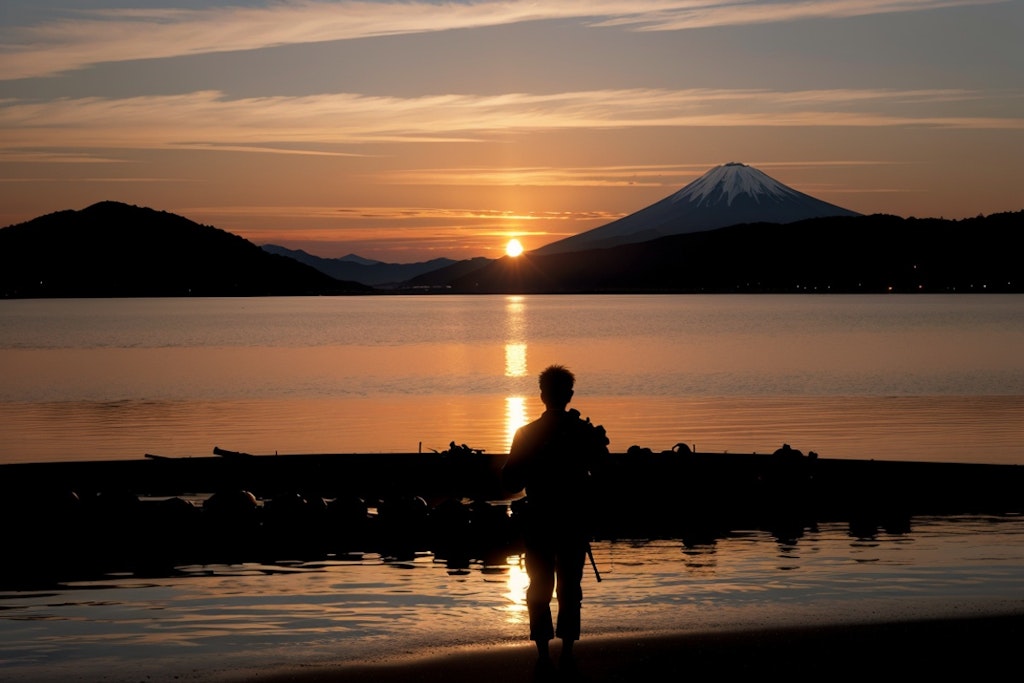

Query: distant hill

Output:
[535, 162, 862, 255]
[4, 202, 1019, 298]
[261, 244, 457, 288]
[0, 202, 374, 298]
[396, 257, 494, 291]
[404, 212, 1023, 294]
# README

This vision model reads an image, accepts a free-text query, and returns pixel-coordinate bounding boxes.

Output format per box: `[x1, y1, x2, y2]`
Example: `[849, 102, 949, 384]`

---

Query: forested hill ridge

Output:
[0, 201, 373, 298]
[1, 203, 1021, 297]
[405, 211, 1023, 294]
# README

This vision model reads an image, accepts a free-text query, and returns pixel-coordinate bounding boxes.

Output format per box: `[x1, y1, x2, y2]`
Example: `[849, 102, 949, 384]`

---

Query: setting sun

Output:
[505, 238, 524, 257]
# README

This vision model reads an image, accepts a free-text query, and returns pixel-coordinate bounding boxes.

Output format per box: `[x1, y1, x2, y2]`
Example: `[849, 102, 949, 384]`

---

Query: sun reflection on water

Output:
[502, 553, 529, 625]
[504, 396, 527, 451]
[504, 343, 527, 377]
[504, 295, 526, 335]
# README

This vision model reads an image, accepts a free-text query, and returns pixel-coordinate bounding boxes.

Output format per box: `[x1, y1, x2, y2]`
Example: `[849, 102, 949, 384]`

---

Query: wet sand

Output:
[236, 612, 1024, 682]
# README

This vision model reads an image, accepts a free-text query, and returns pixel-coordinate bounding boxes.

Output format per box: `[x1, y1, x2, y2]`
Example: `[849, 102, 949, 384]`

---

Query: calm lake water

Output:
[1, 295, 1023, 681]
[2, 514, 1024, 682]
[1, 294, 1022, 465]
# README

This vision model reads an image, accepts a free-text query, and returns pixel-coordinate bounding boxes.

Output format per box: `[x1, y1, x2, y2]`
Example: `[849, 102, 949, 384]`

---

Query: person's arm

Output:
[500, 429, 528, 497]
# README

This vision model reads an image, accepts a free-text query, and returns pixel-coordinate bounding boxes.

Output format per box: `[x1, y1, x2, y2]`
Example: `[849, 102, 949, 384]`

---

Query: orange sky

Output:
[1, 1, 1022, 262]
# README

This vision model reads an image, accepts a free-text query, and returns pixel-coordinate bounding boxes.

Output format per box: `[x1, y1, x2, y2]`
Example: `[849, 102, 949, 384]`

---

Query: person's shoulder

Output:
[512, 414, 547, 441]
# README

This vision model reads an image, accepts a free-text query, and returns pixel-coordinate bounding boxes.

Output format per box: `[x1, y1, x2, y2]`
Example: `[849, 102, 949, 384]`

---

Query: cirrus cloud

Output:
[0, 0, 1004, 80]
[2, 87, 1020, 155]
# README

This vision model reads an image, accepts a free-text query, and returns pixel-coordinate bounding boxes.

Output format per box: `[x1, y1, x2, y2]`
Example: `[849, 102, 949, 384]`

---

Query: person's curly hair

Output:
[539, 364, 575, 403]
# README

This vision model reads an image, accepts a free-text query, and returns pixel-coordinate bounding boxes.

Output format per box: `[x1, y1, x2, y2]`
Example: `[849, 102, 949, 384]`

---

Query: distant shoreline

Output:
[4, 290, 1024, 299]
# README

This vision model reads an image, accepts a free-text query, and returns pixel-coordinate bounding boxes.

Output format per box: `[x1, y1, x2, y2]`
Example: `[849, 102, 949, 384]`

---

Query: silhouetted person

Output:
[502, 365, 609, 667]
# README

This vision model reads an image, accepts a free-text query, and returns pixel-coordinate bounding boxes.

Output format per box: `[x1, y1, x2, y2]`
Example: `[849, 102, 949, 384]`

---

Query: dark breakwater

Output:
[2, 447, 1022, 587]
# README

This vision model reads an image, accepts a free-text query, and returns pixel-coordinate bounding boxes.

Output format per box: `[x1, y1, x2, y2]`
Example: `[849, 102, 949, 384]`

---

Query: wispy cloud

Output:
[190, 203, 604, 253]
[378, 160, 897, 187]
[594, 0, 1002, 31]
[0, 151, 126, 164]
[0, 0, 1002, 80]
[2, 87, 1020, 154]
[190, 204, 609, 223]
[382, 165, 681, 188]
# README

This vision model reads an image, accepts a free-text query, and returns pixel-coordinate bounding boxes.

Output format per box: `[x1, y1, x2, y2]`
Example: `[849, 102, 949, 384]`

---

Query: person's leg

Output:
[525, 545, 556, 655]
[560, 637, 574, 667]
[553, 541, 586, 649]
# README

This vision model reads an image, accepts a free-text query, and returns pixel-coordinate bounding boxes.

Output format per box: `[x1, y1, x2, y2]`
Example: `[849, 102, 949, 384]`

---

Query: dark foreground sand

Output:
[239, 613, 1024, 682]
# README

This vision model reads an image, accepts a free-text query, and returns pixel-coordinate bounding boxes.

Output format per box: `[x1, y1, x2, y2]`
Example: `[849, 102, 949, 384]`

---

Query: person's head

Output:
[538, 364, 575, 410]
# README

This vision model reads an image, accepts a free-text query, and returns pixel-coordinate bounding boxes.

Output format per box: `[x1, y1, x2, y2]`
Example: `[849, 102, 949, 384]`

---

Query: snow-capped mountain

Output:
[533, 162, 861, 255]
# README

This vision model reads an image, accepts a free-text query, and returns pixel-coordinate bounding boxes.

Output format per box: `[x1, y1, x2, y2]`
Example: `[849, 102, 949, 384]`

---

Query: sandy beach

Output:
[230, 612, 1024, 682]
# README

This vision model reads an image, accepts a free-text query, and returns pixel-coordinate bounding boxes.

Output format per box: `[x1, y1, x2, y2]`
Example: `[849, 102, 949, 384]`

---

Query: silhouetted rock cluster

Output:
[2, 446, 1022, 588]
[0, 487, 520, 588]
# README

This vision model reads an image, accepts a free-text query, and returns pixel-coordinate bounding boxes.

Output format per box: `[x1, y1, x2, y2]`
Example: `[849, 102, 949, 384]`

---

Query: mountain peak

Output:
[534, 162, 861, 255]
[670, 162, 796, 207]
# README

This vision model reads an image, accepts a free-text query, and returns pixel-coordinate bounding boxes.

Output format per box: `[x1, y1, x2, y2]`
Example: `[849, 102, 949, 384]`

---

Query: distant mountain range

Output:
[260, 245, 459, 288]
[404, 212, 1022, 294]
[2, 169, 1021, 297]
[0, 201, 372, 298]
[535, 162, 861, 255]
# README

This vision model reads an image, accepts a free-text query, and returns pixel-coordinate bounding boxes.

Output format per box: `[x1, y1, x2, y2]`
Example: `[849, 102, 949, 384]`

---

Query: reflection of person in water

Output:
[502, 365, 609, 666]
